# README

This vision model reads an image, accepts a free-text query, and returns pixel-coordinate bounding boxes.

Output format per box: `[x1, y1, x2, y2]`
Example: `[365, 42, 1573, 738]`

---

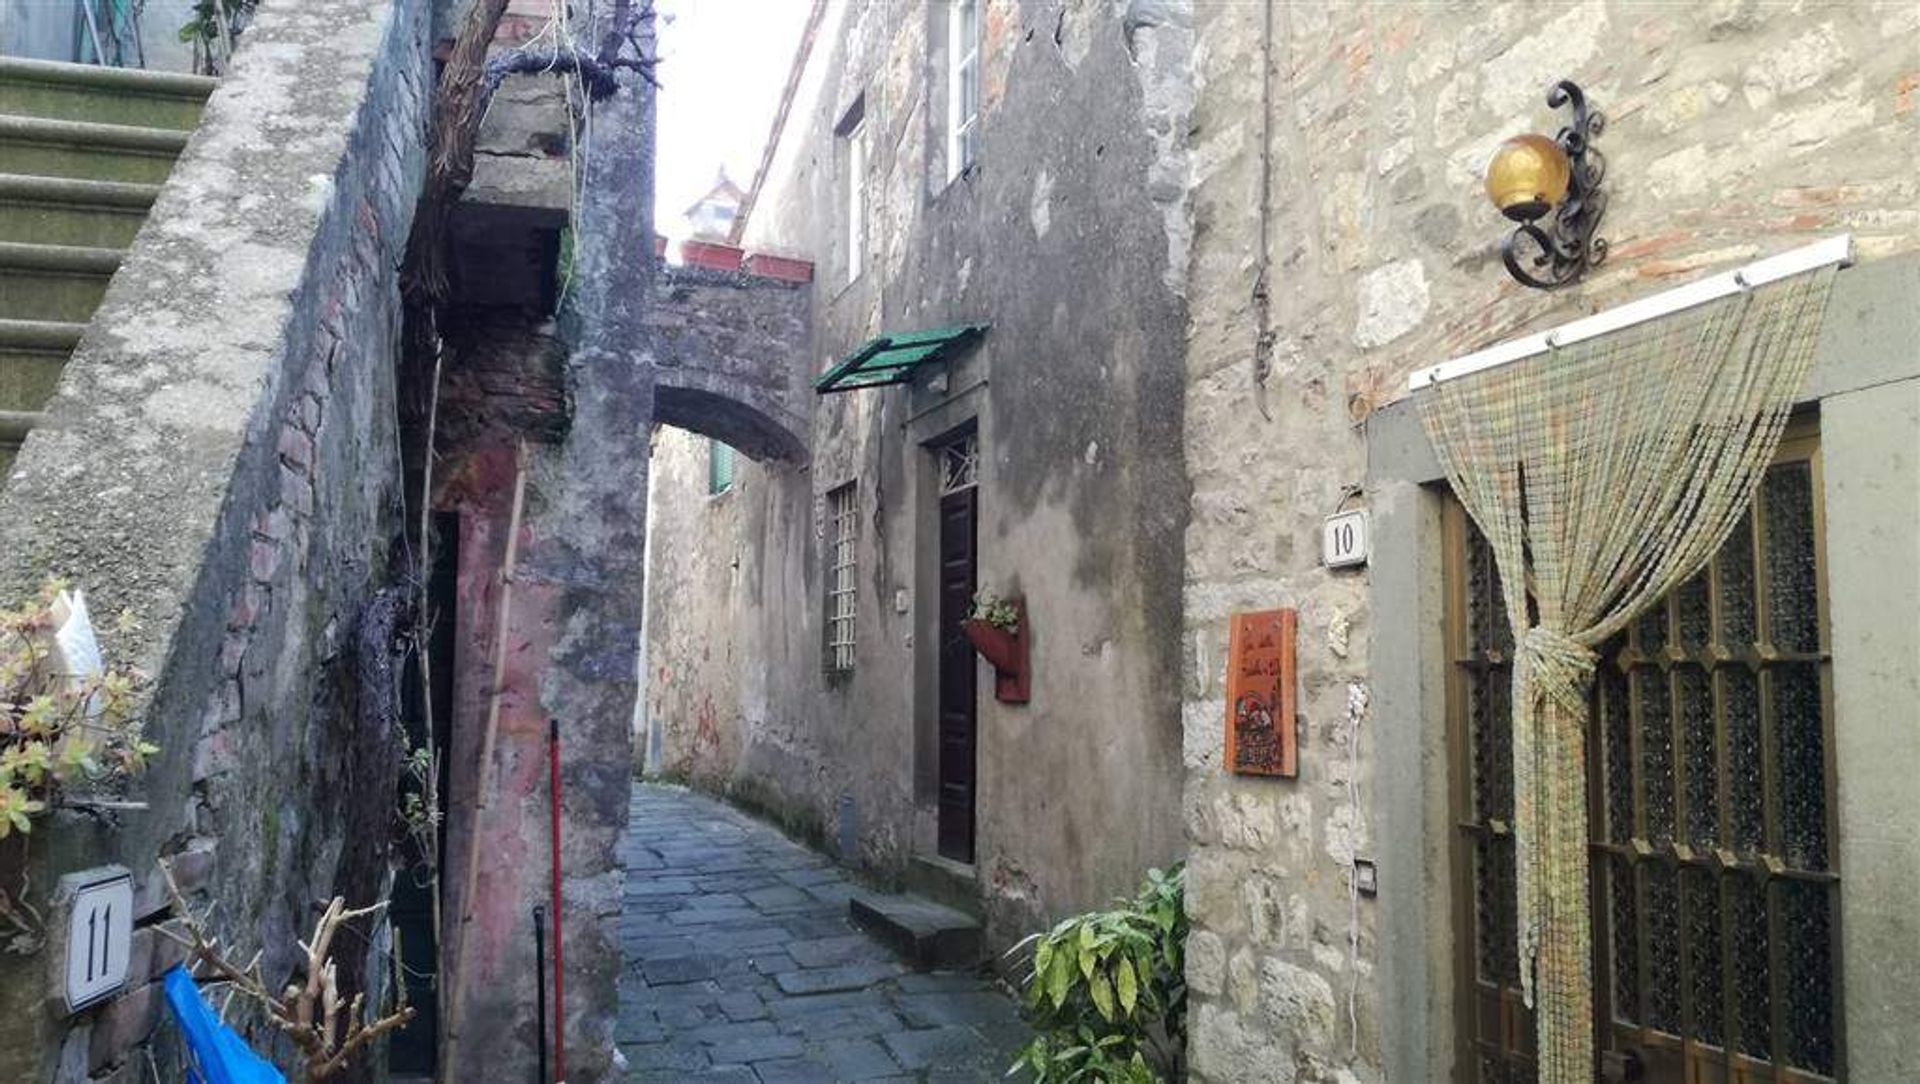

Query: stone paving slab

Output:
[621, 783, 1029, 1081]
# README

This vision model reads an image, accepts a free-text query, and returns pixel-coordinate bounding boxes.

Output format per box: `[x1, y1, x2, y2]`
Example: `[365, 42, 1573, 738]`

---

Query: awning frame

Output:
[812, 324, 988, 394]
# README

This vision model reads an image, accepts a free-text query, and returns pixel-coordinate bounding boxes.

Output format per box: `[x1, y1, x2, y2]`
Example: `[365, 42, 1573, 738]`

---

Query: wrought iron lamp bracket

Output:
[1502, 80, 1609, 290]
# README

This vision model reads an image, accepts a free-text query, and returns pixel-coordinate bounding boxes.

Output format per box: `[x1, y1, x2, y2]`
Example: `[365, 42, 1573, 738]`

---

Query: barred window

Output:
[938, 434, 977, 495]
[825, 483, 858, 672]
[1445, 422, 1838, 1083]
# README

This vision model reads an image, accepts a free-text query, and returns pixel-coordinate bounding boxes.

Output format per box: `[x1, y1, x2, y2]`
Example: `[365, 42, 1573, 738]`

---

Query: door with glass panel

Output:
[1446, 421, 1841, 1083]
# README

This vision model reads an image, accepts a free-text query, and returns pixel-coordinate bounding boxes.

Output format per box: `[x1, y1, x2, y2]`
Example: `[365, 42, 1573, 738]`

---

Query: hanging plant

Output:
[968, 589, 1021, 635]
[960, 591, 1029, 703]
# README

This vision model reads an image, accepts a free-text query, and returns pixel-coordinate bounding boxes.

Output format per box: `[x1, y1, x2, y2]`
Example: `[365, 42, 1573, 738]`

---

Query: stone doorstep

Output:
[904, 853, 984, 919]
[847, 890, 984, 971]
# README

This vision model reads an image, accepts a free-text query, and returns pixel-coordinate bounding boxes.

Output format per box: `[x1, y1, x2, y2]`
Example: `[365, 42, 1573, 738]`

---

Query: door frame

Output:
[910, 418, 981, 864]
[1360, 254, 1919, 1083]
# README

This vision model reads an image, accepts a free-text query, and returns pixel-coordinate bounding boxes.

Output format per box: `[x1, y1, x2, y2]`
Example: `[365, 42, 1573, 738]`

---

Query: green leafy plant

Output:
[178, 0, 260, 74]
[399, 739, 441, 860]
[1007, 864, 1188, 1082]
[0, 580, 156, 840]
[970, 590, 1021, 634]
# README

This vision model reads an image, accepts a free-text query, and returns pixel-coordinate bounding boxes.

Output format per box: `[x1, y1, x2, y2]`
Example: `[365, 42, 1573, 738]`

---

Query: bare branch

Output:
[482, 46, 658, 100]
[160, 861, 414, 1081]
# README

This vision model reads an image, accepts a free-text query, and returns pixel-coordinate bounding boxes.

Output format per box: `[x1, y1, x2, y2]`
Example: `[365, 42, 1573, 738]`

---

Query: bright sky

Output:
[653, 0, 814, 239]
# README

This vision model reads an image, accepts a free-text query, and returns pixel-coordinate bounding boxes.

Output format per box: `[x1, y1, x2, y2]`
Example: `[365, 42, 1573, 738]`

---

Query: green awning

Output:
[812, 324, 988, 394]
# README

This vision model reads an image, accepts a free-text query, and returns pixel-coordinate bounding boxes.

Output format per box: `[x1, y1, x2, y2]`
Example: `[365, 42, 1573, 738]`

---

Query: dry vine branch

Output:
[157, 861, 415, 1082]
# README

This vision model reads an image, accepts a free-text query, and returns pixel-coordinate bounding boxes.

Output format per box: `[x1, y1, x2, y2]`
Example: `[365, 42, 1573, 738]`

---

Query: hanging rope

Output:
[1418, 268, 1836, 1082]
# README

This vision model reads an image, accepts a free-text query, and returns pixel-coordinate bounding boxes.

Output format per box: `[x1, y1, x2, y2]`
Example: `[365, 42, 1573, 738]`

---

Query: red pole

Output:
[548, 718, 566, 1083]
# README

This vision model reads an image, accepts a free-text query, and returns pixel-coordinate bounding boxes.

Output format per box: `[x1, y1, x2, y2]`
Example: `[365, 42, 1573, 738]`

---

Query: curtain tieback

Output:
[1518, 625, 1597, 715]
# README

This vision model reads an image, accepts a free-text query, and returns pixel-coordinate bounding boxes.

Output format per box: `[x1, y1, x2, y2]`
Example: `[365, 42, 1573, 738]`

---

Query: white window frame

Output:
[945, 0, 979, 182]
[846, 119, 866, 284]
[826, 483, 858, 672]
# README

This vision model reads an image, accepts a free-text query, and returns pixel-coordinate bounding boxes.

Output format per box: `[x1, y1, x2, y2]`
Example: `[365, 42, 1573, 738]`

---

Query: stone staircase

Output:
[0, 57, 216, 483]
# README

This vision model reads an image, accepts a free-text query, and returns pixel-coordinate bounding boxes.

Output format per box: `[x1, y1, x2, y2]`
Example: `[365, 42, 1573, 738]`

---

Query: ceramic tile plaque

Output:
[1224, 608, 1297, 777]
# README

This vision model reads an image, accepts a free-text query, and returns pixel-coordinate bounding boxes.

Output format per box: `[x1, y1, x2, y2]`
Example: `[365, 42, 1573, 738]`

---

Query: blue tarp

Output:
[161, 964, 288, 1084]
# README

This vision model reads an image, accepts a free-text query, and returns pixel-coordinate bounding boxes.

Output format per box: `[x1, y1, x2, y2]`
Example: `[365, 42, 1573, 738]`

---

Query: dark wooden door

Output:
[937, 485, 978, 863]
[1444, 424, 1839, 1084]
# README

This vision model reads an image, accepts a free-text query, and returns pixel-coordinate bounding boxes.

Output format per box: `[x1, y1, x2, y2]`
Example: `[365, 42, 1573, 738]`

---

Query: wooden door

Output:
[937, 484, 978, 863]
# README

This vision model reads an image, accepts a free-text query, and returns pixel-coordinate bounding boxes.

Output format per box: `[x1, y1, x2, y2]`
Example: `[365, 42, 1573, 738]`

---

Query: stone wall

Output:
[1178, 3, 1917, 1081]
[0, 0, 430, 1078]
[646, 0, 1197, 950]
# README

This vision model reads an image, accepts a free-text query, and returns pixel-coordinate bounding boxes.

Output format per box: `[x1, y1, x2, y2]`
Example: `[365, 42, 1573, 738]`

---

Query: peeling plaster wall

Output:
[0, 0, 430, 1078]
[647, 0, 1195, 951]
[1178, 3, 1918, 1082]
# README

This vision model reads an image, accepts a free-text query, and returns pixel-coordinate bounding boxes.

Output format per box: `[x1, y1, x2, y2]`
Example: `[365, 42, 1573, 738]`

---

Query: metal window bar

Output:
[939, 435, 977, 496]
[1444, 420, 1839, 1084]
[826, 484, 858, 671]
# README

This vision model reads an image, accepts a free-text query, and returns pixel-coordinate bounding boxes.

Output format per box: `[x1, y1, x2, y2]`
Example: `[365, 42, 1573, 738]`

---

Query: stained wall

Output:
[1177, 3, 1919, 1081]
[645, 0, 1198, 948]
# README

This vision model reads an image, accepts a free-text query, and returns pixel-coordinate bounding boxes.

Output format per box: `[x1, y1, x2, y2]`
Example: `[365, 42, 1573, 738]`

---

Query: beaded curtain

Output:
[1418, 269, 1836, 1081]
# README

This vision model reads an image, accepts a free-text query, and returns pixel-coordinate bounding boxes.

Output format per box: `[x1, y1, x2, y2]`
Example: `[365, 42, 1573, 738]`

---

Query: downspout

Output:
[1250, 0, 1276, 421]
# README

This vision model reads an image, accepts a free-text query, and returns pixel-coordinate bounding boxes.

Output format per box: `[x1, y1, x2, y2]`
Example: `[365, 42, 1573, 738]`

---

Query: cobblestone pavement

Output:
[619, 783, 1030, 1082]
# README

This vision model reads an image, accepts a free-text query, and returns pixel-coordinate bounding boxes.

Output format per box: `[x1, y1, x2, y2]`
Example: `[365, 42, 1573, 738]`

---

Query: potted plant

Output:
[960, 590, 1029, 703]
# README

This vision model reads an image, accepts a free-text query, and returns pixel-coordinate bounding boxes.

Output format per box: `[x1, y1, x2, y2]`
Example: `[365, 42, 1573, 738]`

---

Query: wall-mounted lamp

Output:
[1484, 80, 1608, 289]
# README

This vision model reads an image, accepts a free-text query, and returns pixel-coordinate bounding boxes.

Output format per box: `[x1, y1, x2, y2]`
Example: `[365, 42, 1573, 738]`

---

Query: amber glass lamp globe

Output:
[1484, 133, 1571, 223]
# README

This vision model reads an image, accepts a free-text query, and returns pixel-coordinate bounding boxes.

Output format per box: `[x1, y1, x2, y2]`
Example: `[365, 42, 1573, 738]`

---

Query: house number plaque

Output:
[1322, 510, 1369, 568]
[60, 866, 133, 1013]
[1224, 609, 1297, 778]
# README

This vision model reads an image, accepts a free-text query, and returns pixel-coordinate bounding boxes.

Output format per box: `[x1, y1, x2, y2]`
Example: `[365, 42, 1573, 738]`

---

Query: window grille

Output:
[1444, 423, 1839, 1083]
[707, 440, 735, 495]
[938, 434, 977, 496]
[946, 0, 979, 181]
[825, 483, 858, 671]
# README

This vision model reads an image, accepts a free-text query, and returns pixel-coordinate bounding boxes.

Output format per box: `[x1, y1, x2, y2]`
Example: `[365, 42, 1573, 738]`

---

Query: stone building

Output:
[0, 2, 433, 1078]
[0, 0, 1913, 1081]
[1175, 3, 1917, 1083]
[642, 0, 1196, 950]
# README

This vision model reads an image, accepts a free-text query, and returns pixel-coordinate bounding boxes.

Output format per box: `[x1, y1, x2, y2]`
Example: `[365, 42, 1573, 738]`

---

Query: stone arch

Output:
[644, 260, 813, 464]
[651, 369, 808, 464]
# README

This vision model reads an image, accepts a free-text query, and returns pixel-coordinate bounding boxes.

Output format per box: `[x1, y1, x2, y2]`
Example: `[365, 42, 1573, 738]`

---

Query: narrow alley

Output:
[618, 785, 1029, 1081]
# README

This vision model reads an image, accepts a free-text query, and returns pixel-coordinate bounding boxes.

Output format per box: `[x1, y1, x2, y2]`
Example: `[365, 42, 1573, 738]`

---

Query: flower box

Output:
[960, 599, 1029, 704]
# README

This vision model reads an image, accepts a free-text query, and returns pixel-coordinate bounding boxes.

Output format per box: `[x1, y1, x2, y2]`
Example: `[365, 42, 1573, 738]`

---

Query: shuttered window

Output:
[708, 440, 735, 495]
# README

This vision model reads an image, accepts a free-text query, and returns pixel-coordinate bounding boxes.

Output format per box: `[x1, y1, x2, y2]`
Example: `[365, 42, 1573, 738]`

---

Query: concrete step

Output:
[0, 318, 82, 414]
[0, 241, 122, 323]
[848, 889, 984, 970]
[904, 853, 984, 919]
[0, 115, 190, 184]
[0, 174, 159, 248]
[0, 57, 216, 130]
